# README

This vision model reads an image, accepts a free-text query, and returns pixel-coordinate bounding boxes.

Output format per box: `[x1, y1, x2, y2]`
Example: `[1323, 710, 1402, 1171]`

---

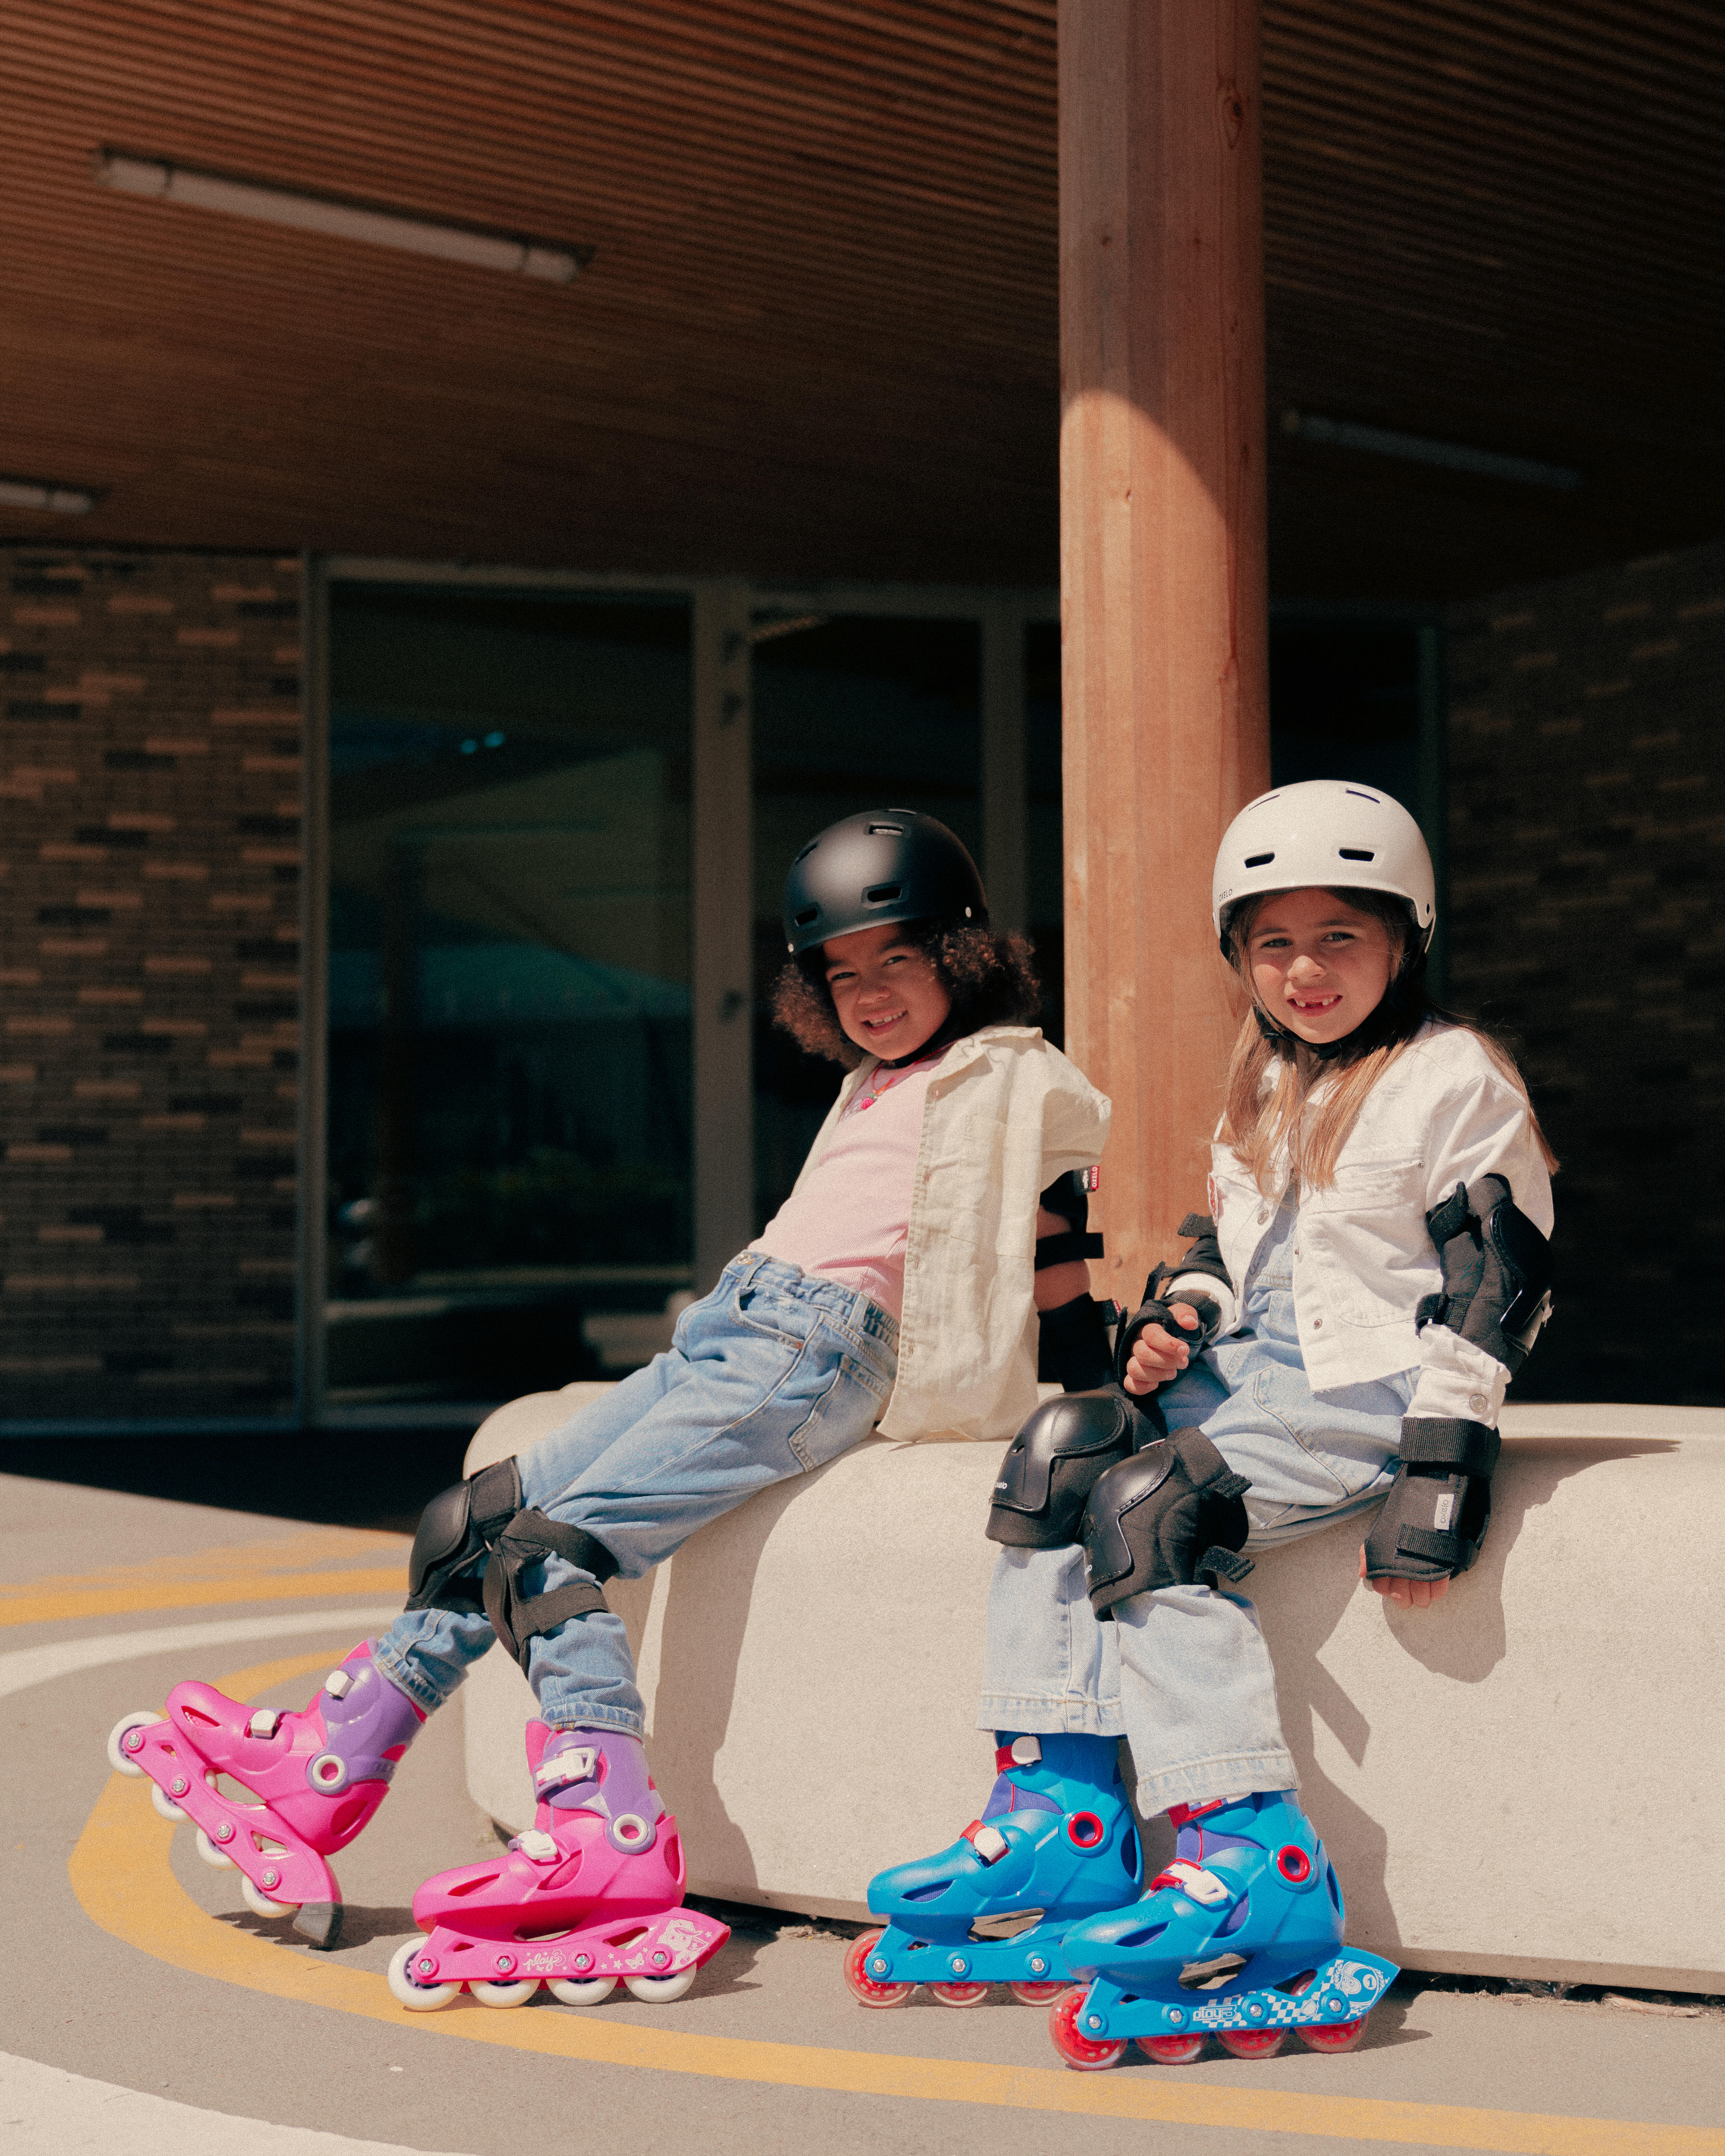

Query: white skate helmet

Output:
[1212, 780, 1436, 955]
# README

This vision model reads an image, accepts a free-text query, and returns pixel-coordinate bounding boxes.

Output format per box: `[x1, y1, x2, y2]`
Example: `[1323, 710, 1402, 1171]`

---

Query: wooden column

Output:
[1060, 0, 1272, 1308]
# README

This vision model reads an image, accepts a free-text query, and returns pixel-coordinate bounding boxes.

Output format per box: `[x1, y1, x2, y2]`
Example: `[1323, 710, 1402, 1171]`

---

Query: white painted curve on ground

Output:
[0, 1605, 407, 1699]
[1, 2053, 477, 2156]
[15, 1606, 439, 2150]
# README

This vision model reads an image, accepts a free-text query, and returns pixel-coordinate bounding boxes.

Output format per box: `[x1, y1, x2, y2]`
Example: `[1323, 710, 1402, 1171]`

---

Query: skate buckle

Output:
[248, 1708, 281, 1738]
[324, 1670, 354, 1700]
[1153, 1859, 1230, 1906]
[962, 1821, 1009, 1865]
[514, 1829, 560, 1864]
[535, 1746, 598, 1791]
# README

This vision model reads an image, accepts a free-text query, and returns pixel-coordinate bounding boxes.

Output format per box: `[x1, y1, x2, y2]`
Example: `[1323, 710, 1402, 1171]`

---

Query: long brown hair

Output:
[1219, 887, 1558, 1193]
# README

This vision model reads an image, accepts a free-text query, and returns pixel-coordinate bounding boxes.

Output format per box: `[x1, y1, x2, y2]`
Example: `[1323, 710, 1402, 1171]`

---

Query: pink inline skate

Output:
[106, 1640, 424, 1949]
[386, 1721, 729, 2010]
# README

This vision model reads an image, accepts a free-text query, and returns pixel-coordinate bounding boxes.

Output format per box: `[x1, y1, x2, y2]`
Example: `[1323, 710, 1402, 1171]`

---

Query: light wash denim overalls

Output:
[980, 1194, 1411, 1815]
[375, 1253, 897, 1736]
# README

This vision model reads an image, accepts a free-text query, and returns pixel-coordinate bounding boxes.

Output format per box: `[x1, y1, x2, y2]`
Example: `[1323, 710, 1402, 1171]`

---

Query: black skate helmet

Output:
[781, 809, 987, 956]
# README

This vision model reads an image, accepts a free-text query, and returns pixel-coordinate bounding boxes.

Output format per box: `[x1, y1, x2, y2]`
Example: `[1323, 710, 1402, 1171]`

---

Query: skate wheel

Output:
[471, 1977, 541, 2008]
[1299, 2016, 1367, 2053]
[240, 1873, 297, 1921]
[842, 1930, 913, 2009]
[1009, 1979, 1069, 2005]
[1048, 1987, 1126, 2071]
[107, 1710, 164, 1777]
[1219, 2029, 1286, 2059]
[1137, 2033, 1206, 2064]
[928, 1980, 990, 2008]
[387, 1939, 460, 2012]
[195, 1827, 237, 1871]
[624, 1968, 698, 2003]
[149, 1783, 187, 1824]
[547, 1975, 618, 2007]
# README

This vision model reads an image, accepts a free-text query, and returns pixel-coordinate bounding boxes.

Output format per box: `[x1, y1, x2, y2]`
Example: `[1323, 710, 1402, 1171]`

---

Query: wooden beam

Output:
[1059, 0, 1273, 1310]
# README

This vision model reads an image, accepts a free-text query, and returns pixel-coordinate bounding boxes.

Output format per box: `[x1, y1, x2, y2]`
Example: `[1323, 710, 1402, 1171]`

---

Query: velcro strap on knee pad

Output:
[986, 1390, 1147, 1549]
[1362, 1417, 1499, 1582]
[404, 1457, 524, 1616]
[1080, 1427, 1254, 1618]
[482, 1508, 620, 1670]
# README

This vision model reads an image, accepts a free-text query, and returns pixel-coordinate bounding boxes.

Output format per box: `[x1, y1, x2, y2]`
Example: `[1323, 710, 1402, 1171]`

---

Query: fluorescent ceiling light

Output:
[0, 474, 98, 514]
[94, 150, 589, 284]
[1282, 410, 1582, 491]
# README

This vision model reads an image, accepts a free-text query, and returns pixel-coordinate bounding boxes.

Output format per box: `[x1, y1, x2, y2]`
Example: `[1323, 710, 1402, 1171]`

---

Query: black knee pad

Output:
[1079, 1427, 1254, 1617]
[405, 1457, 524, 1617]
[986, 1390, 1156, 1550]
[481, 1508, 621, 1670]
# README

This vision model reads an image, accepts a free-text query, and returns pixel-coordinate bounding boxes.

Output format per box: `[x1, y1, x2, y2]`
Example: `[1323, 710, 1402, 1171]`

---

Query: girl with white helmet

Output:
[854, 779, 1557, 2069]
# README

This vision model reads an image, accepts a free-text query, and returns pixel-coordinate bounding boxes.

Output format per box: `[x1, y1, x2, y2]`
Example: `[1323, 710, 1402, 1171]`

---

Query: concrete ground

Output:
[4, 1465, 1722, 2156]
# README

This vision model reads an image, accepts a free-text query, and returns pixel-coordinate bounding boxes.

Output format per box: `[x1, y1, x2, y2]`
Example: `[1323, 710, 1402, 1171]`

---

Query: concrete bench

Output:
[461, 1389, 1724, 1995]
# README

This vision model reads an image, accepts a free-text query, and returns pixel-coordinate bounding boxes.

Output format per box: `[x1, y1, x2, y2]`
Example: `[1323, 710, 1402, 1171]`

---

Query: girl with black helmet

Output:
[853, 780, 1558, 2066]
[111, 808, 1110, 2003]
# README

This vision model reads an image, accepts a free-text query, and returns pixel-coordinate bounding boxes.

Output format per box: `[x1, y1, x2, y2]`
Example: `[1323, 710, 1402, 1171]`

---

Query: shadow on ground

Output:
[0, 1431, 477, 1533]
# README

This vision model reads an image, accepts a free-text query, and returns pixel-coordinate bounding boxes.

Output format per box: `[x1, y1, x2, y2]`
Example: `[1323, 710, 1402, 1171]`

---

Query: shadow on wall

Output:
[1255, 1434, 1678, 1960]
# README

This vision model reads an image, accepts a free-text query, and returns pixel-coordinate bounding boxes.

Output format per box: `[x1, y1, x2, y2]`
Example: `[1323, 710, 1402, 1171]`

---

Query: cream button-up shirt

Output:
[1166, 1023, 1554, 1428]
[788, 1025, 1110, 1444]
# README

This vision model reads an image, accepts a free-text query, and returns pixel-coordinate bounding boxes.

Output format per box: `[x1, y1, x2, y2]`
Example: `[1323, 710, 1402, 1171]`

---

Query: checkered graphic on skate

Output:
[1187, 1955, 1389, 2031]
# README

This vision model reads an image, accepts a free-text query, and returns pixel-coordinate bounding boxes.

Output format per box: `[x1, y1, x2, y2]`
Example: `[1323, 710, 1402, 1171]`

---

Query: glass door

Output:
[324, 583, 692, 1411]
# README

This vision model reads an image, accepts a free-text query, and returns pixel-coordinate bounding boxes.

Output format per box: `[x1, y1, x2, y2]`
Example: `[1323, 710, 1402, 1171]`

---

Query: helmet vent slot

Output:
[866, 823, 904, 836]
[1244, 852, 1275, 867]
[864, 882, 902, 903]
[1344, 788, 1381, 802]
[793, 841, 818, 863]
[793, 905, 820, 926]
[1338, 847, 1375, 860]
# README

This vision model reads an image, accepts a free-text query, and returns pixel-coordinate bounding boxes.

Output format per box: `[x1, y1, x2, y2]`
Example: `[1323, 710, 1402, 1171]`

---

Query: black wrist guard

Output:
[1362, 1417, 1502, 1582]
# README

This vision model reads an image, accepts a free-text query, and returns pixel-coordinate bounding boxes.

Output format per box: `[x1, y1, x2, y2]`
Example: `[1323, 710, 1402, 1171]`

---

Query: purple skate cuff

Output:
[540, 1727, 665, 1853]
[309, 1645, 426, 1793]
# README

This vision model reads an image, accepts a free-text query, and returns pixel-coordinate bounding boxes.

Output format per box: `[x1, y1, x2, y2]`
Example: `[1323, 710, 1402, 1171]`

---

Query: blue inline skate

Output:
[1048, 1790, 1397, 2066]
[844, 1733, 1142, 2009]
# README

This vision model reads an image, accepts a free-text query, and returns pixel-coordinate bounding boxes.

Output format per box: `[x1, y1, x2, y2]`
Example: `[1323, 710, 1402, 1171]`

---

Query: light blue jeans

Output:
[374, 1254, 898, 1736]
[980, 1200, 1411, 1816]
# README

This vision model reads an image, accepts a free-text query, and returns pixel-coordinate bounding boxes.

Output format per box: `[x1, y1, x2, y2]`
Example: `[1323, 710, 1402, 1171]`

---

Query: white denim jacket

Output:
[1166, 1022, 1553, 1427]
[790, 1025, 1110, 1444]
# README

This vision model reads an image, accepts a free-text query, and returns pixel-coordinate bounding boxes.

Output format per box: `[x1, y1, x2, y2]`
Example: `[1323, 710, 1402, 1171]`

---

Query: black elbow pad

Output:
[1416, 1175, 1553, 1377]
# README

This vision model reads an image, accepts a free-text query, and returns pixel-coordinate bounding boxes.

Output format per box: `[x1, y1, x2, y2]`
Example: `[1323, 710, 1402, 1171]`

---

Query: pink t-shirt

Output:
[749, 1058, 939, 1322]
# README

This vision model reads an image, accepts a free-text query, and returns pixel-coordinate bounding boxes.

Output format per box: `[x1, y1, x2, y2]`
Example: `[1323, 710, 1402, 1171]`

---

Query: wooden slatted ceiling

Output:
[0, 0, 1718, 599]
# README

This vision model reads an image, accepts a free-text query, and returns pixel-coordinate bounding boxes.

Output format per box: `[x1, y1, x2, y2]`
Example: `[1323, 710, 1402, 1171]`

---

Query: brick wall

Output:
[1446, 538, 1724, 1407]
[1, 548, 303, 1425]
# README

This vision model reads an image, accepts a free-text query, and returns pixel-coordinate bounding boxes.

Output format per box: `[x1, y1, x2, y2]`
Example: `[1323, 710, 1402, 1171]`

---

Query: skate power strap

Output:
[483, 1510, 621, 1669]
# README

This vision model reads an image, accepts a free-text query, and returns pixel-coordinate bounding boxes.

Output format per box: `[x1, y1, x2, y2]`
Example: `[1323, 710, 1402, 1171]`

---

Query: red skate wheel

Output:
[1137, 2032, 1206, 2063]
[1049, 1986, 1126, 2070]
[1008, 1979, 1069, 2005]
[1219, 2028, 1286, 2058]
[1299, 2016, 1367, 2053]
[842, 1929, 913, 2008]
[928, 1980, 990, 2008]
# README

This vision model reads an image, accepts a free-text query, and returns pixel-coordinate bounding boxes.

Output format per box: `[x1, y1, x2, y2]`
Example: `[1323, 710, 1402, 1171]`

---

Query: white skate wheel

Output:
[195, 1828, 237, 1870]
[547, 1975, 617, 2006]
[624, 1968, 697, 2003]
[386, 1939, 459, 2012]
[470, 1977, 540, 2008]
[150, 1783, 187, 1824]
[240, 1873, 297, 1921]
[107, 1710, 163, 1776]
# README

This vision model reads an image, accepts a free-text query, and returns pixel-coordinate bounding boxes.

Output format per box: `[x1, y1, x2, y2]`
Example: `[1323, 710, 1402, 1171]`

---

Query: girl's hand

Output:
[1357, 1544, 1451, 1610]
[1121, 1304, 1202, 1394]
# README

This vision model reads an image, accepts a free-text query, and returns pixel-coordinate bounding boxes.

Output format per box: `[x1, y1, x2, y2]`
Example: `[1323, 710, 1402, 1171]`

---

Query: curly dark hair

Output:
[771, 919, 1042, 1068]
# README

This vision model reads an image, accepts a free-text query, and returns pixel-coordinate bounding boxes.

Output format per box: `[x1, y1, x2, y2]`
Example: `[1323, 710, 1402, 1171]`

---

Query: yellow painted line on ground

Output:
[7, 1569, 408, 1627]
[2, 1529, 408, 1629]
[66, 1655, 1725, 2156]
